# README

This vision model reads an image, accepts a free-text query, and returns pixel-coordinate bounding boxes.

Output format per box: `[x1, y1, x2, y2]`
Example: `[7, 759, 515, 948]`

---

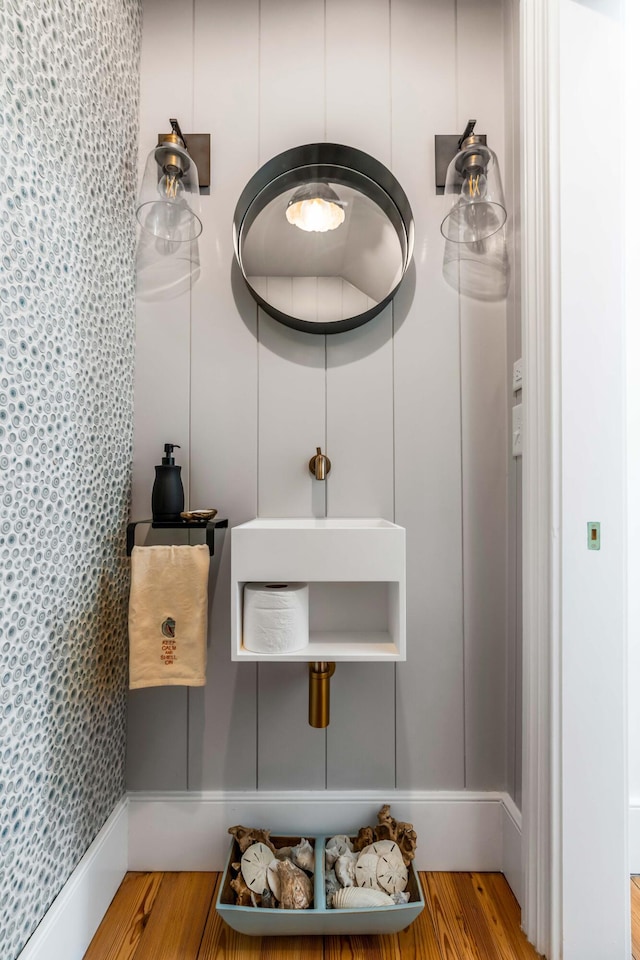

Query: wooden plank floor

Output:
[83, 872, 544, 960]
[632, 877, 640, 960]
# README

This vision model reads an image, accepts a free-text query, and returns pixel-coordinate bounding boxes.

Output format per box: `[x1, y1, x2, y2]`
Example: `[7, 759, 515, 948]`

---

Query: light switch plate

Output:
[588, 521, 600, 550]
[512, 403, 523, 457]
[513, 358, 523, 393]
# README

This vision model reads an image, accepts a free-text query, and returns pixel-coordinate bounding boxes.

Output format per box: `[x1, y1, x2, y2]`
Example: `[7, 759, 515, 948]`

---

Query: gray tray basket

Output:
[216, 834, 425, 936]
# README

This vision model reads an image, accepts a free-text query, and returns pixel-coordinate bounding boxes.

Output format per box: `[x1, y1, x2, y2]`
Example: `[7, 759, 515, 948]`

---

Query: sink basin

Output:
[231, 518, 406, 662]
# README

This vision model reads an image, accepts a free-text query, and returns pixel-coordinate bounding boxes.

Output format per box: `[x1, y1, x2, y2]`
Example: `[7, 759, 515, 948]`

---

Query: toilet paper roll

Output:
[243, 582, 309, 654]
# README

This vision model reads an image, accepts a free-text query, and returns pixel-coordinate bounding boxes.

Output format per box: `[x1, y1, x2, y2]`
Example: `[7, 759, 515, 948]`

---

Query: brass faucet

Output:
[309, 446, 331, 480]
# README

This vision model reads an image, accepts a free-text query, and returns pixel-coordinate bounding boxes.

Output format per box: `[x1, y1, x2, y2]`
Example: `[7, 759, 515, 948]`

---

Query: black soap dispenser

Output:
[152, 443, 185, 522]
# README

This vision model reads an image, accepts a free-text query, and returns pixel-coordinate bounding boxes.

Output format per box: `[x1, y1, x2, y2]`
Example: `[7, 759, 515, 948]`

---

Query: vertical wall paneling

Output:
[128, 0, 195, 791]
[325, 312, 395, 521]
[456, 0, 508, 791]
[324, 0, 396, 790]
[256, 0, 328, 789]
[187, 0, 261, 791]
[258, 0, 326, 163]
[325, 0, 391, 162]
[132, 0, 514, 801]
[392, 0, 465, 789]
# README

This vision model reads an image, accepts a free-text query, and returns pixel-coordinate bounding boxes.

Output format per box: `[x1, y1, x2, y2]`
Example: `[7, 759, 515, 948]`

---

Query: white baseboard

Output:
[502, 794, 523, 906]
[630, 805, 640, 873]
[17, 798, 128, 960]
[128, 789, 522, 898]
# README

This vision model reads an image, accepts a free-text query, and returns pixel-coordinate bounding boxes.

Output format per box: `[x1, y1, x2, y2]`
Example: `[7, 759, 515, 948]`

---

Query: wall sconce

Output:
[136, 119, 210, 244]
[436, 120, 506, 244]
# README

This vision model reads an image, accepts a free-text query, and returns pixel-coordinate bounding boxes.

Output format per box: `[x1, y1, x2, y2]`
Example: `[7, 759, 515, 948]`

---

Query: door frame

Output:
[519, 1, 629, 957]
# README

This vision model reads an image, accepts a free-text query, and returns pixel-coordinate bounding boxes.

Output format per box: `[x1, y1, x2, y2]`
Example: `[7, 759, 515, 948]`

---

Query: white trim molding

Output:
[17, 798, 128, 960]
[502, 794, 524, 907]
[127, 789, 521, 880]
[629, 806, 640, 874]
[519, 0, 562, 957]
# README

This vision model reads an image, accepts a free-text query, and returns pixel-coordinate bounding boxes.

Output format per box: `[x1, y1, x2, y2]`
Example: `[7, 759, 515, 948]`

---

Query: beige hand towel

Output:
[128, 544, 210, 689]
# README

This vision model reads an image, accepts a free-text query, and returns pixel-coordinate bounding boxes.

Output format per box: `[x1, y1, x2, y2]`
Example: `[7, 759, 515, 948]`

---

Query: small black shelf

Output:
[126, 518, 228, 556]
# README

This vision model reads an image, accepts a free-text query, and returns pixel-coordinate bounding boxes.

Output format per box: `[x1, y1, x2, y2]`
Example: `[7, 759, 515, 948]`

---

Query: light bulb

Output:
[159, 174, 184, 201]
[158, 163, 185, 202]
[286, 196, 345, 233]
[461, 172, 488, 202]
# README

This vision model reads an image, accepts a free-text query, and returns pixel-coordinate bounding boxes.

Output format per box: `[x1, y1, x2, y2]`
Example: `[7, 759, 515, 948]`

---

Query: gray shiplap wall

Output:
[128, 0, 518, 798]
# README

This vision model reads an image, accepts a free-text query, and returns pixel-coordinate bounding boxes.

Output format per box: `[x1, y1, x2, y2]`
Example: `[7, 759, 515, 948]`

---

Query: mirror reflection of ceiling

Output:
[234, 144, 414, 333]
[242, 183, 403, 319]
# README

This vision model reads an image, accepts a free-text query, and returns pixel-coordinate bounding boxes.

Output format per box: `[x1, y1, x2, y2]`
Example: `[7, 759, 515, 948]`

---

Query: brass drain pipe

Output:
[308, 661, 336, 728]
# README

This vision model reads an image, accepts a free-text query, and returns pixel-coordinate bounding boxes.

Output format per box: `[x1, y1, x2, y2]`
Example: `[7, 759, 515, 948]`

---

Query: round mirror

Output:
[233, 143, 414, 334]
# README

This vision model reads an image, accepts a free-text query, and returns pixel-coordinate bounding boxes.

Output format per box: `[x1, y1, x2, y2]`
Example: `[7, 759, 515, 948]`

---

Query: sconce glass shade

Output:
[136, 138, 202, 243]
[286, 183, 345, 232]
[440, 137, 506, 244]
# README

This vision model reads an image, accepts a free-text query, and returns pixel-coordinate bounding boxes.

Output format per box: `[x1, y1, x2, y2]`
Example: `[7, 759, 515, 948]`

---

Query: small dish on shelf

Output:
[180, 509, 218, 522]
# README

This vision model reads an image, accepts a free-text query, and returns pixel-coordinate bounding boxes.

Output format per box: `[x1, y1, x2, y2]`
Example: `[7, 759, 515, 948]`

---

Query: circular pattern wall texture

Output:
[0, 3, 141, 957]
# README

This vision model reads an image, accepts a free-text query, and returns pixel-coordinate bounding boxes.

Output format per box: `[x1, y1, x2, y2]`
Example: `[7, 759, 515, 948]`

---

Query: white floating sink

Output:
[239, 517, 397, 529]
[231, 518, 406, 662]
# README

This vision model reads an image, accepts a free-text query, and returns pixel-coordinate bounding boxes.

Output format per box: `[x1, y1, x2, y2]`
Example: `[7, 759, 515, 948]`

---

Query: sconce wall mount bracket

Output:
[157, 131, 211, 188]
[434, 132, 487, 195]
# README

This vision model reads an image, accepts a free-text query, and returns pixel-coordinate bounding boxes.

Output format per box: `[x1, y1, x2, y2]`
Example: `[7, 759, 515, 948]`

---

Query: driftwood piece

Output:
[352, 826, 375, 853]
[228, 824, 276, 855]
[373, 804, 417, 866]
[230, 873, 253, 906]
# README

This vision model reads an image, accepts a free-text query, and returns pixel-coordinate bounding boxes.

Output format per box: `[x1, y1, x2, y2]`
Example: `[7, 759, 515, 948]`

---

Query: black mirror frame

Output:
[233, 143, 415, 335]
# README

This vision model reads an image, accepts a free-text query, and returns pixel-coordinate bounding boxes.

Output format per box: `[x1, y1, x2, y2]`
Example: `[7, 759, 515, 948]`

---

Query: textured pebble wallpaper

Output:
[0, 1, 141, 956]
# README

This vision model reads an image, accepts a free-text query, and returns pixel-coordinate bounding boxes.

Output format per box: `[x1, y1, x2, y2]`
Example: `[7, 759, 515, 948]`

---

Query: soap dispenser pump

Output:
[152, 443, 185, 522]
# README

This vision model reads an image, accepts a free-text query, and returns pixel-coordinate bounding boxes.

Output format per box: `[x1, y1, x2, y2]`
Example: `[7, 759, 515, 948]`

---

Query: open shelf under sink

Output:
[231, 518, 406, 663]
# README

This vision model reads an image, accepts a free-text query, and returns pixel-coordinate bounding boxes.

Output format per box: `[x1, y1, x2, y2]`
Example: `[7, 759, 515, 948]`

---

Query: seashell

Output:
[241, 842, 275, 893]
[391, 891, 411, 905]
[291, 838, 314, 874]
[267, 858, 282, 900]
[359, 840, 404, 864]
[325, 867, 341, 907]
[335, 852, 357, 887]
[376, 853, 408, 894]
[332, 886, 395, 909]
[325, 834, 354, 867]
[261, 887, 276, 909]
[275, 846, 293, 861]
[355, 852, 382, 889]
[276, 858, 313, 910]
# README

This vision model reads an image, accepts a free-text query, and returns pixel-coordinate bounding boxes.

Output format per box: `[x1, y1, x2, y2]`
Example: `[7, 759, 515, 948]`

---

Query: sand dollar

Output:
[359, 839, 403, 863]
[355, 852, 381, 889]
[376, 853, 408, 894]
[241, 842, 275, 893]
